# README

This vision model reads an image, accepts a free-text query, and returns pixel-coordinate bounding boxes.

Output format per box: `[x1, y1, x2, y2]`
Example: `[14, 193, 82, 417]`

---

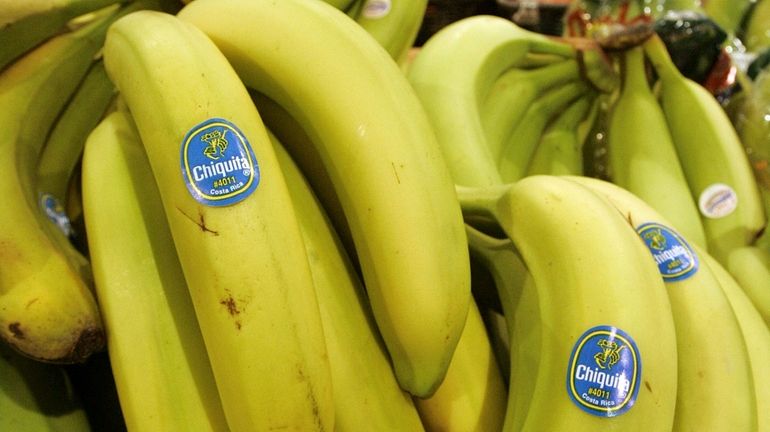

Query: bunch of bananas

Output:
[1, 0, 769, 431]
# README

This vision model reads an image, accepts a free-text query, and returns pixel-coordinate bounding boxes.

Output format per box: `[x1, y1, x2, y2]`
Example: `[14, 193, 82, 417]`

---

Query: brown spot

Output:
[177, 207, 219, 235]
[220, 295, 240, 316]
[8, 322, 23, 339]
[644, 380, 652, 392]
[25, 298, 38, 309]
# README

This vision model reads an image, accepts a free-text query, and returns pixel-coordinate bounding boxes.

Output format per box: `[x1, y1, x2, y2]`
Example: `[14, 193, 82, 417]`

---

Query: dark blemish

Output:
[8, 323, 23, 339]
[177, 207, 219, 235]
[644, 381, 652, 392]
[220, 295, 240, 316]
[25, 298, 38, 309]
[391, 162, 401, 184]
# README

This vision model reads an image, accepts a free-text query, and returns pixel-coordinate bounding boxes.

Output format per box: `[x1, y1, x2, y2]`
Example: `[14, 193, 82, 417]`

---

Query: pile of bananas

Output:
[1, 0, 769, 431]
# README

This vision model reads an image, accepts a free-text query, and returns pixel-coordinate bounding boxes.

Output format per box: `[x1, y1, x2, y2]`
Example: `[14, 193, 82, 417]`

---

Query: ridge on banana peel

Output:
[82, 108, 229, 432]
[350, 0, 427, 65]
[456, 177, 678, 431]
[564, 175, 757, 432]
[643, 33, 767, 264]
[0, 1, 147, 364]
[103, 10, 333, 431]
[606, 45, 707, 250]
[270, 132, 426, 431]
[178, 0, 470, 398]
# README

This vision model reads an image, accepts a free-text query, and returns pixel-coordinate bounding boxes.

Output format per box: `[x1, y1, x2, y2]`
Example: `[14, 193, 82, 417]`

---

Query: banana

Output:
[496, 81, 590, 182]
[605, 45, 707, 250]
[351, 0, 427, 65]
[270, 131, 425, 431]
[643, 33, 767, 262]
[0, 1, 143, 363]
[35, 59, 115, 266]
[743, 0, 770, 52]
[725, 245, 770, 328]
[81, 108, 229, 432]
[0, 0, 124, 71]
[701, 0, 754, 35]
[102, 10, 333, 430]
[413, 298, 508, 432]
[406, 14, 577, 187]
[178, 0, 470, 398]
[525, 93, 596, 176]
[320, 0, 356, 12]
[0, 341, 91, 431]
[703, 252, 770, 432]
[480, 58, 582, 162]
[565, 175, 756, 432]
[458, 176, 679, 431]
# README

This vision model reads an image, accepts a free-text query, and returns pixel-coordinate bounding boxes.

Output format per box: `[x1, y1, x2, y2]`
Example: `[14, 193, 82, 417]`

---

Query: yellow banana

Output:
[351, 0, 427, 65]
[565, 175, 756, 432]
[0, 1, 142, 363]
[643, 33, 766, 262]
[81, 108, 229, 431]
[606, 45, 707, 250]
[458, 176, 679, 431]
[725, 246, 770, 328]
[102, 10, 333, 430]
[179, 0, 470, 398]
[271, 131, 425, 431]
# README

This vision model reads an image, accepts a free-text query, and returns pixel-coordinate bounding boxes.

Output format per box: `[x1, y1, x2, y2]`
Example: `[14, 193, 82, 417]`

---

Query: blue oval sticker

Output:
[636, 222, 699, 282]
[180, 118, 259, 206]
[566, 325, 641, 417]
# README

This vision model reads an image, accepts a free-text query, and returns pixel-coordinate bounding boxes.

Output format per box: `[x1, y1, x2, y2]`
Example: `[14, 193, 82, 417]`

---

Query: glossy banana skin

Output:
[179, 0, 471, 398]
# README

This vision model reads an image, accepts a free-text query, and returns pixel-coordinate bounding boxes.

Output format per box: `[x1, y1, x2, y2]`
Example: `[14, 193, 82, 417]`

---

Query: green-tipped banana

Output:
[0, 0, 125, 71]
[179, 0, 470, 398]
[351, 0, 427, 65]
[0, 2, 142, 363]
[271, 132, 425, 431]
[103, 10, 333, 430]
[606, 45, 707, 249]
[644, 33, 766, 262]
[497, 81, 590, 182]
[480, 59, 582, 162]
[459, 176, 679, 431]
[525, 93, 595, 176]
[0, 341, 91, 431]
[413, 298, 507, 432]
[725, 245, 770, 328]
[704, 252, 770, 432]
[407, 14, 577, 187]
[565, 175, 756, 431]
[81, 108, 229, 432]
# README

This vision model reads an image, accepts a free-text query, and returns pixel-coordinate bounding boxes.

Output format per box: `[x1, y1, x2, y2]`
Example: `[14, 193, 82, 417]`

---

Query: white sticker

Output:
[362, 0, 391, 19]
[698, 183, 738, 219]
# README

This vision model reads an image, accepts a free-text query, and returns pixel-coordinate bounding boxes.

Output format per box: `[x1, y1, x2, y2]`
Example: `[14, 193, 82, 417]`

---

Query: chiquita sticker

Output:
[566, 325, 641, 417]
[636, 222, 699, 282]
[180, 118, 259, 206]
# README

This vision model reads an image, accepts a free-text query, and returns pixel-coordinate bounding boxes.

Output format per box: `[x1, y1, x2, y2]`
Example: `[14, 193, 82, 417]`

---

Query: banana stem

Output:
[642, 33, 680, 82]
[455, 183, 509, 221]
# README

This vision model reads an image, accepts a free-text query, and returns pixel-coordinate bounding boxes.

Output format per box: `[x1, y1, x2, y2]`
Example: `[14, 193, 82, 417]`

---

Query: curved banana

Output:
[565, 175, 756, 432]
[351, 0, 427, 65]
[406, 14, 576, 187]
[525, 94, 594, 176]
[81, 108, 229, 432]
[413, 298, 507, 432]
[744, 0, 770, 52]
[178, 0, 470, 398]
[0, 0, 124, 71]
[643, 33, 766, 262]
[0, 2, 141, 363]
[606, 45, 707, 249]
[0, 341, 91, 431]
[459, 176, 679, 431]
[725, 245, 770, 328]
[271, 132, 426, 431]
[496, 81, 590, 182]
[701, 0, 754, 35]
[704, 252, 770, 432]
[480, 58, 582, 162]
[102, 10, 334, 430]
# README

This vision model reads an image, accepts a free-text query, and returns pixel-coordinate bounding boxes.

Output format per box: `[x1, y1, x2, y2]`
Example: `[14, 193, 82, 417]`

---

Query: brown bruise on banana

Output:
[296, 362, 324, 431]
[645, 380, 652, 393]
[8, 322, 23, 339]
[176, 206, 219, 235]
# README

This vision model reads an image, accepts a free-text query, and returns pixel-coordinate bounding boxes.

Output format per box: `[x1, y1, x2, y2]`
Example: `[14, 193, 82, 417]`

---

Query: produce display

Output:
[0, 0, 768, 431]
